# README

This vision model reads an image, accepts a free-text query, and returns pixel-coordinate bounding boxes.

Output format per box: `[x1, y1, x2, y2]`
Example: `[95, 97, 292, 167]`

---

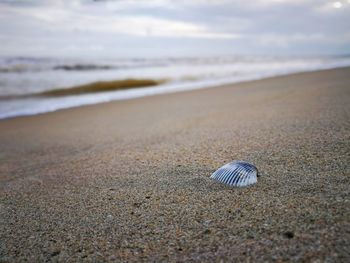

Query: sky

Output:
[0, 0, 349, 58]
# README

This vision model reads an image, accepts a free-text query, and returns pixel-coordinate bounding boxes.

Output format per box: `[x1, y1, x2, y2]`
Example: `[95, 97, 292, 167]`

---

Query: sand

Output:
[0, 68, 349, 262]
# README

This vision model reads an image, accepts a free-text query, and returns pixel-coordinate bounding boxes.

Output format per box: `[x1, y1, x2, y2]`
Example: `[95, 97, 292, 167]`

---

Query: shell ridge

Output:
[217, 168, 229, 182]
[238, 170, 248, 187]
[221, 168, 234, 184]
[213, 169, 223, 179]
[234, 168, 244, 185]
[225, 166, 240, 186]
[247, 171, 257, 185]
[229, 169, 239, 186]
[223, 168, 236, 184]
[228, 166, 242, 186]
[234, 168, 245, 186]
[214, 168, 225, 180]
[241, 171, 251, 186]
[239, 162, 255, 173]
[241, 163, 253, 174]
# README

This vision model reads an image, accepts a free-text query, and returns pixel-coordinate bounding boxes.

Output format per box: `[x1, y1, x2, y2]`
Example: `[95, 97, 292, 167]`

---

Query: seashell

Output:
[210, 161, 258, 187]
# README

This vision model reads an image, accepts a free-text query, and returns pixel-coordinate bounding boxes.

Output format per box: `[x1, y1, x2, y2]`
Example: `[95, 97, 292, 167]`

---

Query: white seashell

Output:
[210, 161, 258, 187]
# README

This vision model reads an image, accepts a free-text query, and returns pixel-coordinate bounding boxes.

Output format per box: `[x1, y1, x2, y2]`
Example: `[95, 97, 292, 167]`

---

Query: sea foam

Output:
[1, 55, 350, 119]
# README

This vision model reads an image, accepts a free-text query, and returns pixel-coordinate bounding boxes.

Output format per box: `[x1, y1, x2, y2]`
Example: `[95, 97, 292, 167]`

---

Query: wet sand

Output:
[0, 68, 349, 262]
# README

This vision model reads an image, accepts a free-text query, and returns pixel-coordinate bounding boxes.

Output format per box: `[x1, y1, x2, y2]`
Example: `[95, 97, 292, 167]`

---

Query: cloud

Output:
[0, 0, 349, 57]
[256, 33, 325, 47]
[0, 1, 239, 39]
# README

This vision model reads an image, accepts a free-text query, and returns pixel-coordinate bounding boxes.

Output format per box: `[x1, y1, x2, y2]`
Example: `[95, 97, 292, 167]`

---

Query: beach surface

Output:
[0, 68, 349, 262]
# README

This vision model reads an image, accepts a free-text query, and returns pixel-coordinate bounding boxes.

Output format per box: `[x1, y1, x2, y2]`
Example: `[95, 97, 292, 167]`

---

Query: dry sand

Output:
[0, 68, 349, 262]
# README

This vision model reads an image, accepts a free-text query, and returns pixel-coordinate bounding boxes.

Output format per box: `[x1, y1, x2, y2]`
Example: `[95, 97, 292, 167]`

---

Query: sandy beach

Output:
[0, 67, 349, 262]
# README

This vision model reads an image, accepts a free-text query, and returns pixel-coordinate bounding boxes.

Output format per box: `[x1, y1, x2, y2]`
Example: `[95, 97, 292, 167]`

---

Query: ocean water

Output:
[0, 55, 350, 119]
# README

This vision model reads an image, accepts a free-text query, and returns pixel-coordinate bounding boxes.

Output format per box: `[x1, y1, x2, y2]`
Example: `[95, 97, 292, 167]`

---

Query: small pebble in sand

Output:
[283, 231, 294, 239]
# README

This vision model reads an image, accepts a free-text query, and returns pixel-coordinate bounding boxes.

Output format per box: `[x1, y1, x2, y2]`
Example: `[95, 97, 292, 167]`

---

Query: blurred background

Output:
[0, 0, 349, 118]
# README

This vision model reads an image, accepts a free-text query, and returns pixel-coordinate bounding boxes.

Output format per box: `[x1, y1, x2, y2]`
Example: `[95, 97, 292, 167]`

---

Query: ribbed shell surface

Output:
[210, 161, 258, 187]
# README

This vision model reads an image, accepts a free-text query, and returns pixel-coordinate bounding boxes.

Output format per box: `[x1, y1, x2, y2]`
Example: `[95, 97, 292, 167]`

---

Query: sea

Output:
[1, 55, 350, 119]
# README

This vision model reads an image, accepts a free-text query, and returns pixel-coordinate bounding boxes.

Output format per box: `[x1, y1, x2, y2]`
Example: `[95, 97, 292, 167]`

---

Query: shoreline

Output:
[1, 67, 349, 261]
[1, 66, 350, 120]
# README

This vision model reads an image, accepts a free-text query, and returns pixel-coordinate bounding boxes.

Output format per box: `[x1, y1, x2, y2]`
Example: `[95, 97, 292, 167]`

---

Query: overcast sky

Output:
[0, 0, 349, 58]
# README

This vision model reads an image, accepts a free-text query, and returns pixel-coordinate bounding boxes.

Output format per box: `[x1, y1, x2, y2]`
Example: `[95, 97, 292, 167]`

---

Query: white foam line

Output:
[1, 63, 349, 120]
